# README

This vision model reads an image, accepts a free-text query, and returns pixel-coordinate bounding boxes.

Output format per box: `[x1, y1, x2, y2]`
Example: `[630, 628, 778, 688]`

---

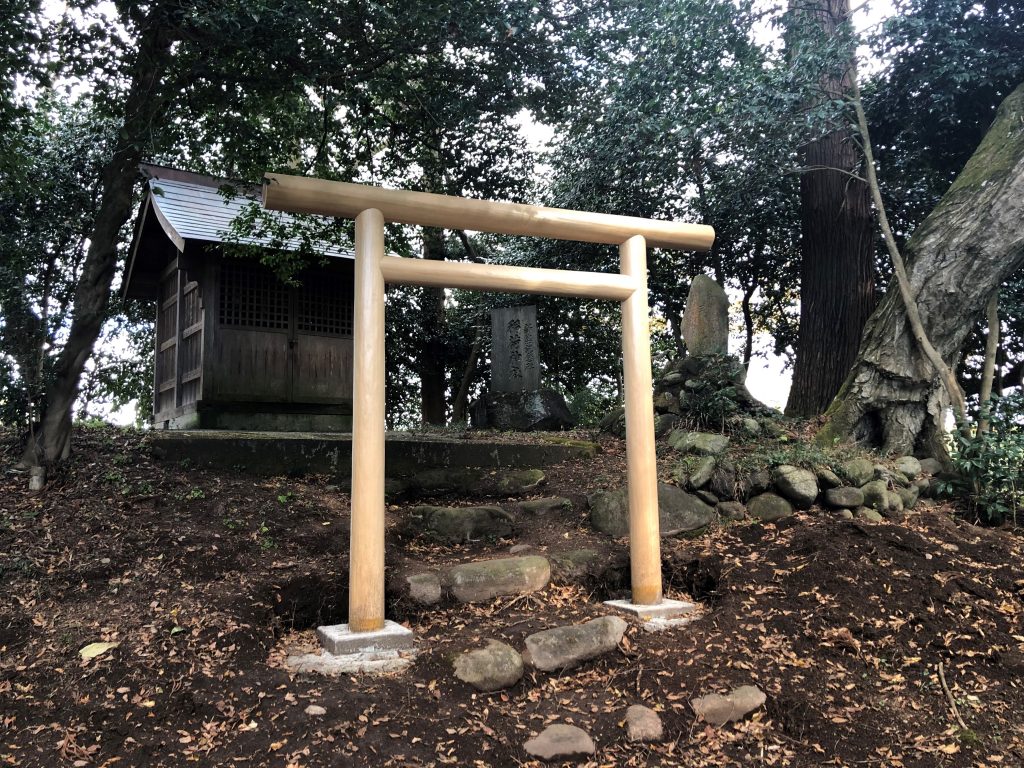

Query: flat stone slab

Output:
[518, 496, 572, 515]
[447, 556, 551, 603]
[589, 483, 715, 538]
[604, 598, 697, 621]
[524, 724, 595, 761]
[403, 505, 513, 543]
[316, 621, 415, 655]
[523, 616, 627, 671]
[286, 649, 416, 676]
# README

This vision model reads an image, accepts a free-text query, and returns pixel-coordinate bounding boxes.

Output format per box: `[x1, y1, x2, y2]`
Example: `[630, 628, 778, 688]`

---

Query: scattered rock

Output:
[739, 470, 772, 499]
[589, 483, 715, 538]
[842, 458, 875, 487]
[815, 467, 842, 489]
[856, 507, 883, 523]
[654, 413, 677, 437]
[695, 489, 719, 506]
[305, 704, 327, 716]
[772, 465, 818, 509]
[518, 497, 571, 515]
[682, 275, 730, 357]
[896, 456, 922, 480]
[691, 684, 766, 726]
[496, 469, 546, 495]
[625, 704, 664, 742]
[653, 391, 677, 412]
[880, 491, 906, 519]
[688, 456, 717, 489]
[405, 572, 442, 605]
[739, 417, 761, 437]
[717, 501, 746, 520]
[551, 549, 602, 580]
[523, 724, 595, 761]
[453, 640, 524, 692]
[523, 616, 627, 672]
[708, 459, 737, 500]
[860, 480, 889, 511]
[668, 430, 730, 456]
[861, 481, 905, 518]
[447, 556, 551, 603]
[824, 486, 864, 509]
[747, 492, 793, 522]
[405, 505, 513, 544]
[598, 407, 625, 436]
[898, 485, 920, 510]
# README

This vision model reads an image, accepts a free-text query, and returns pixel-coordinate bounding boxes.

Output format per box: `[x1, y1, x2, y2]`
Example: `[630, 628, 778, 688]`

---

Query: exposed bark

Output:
[451, 323, 483, 424]
[22, 12, 176, 467]
[820, 82, 1024, 455]
[785, 0, 875, 417]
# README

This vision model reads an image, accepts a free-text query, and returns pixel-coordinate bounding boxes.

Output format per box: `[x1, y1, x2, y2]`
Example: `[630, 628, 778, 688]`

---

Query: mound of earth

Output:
[1, 425, 1022, 766]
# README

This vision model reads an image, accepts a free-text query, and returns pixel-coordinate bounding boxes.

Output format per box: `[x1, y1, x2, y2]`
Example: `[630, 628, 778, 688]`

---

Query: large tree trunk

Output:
[820, 82, 1024, 455]
[22, 13, 175, 467]
[785, 0, 876, 417]
[419, 228, 447, 426]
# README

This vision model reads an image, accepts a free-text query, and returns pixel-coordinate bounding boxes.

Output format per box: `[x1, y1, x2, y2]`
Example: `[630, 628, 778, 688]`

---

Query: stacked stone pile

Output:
[661, 431, 940, 525]
[600, 353, 780, 439]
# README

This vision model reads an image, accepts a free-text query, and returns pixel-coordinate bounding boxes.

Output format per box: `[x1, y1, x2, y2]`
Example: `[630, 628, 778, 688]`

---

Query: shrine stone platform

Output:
[148, 430, 596, 482]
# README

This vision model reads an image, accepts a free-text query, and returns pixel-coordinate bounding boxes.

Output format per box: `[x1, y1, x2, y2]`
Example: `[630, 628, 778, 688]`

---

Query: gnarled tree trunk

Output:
[820, 82, 1024, 455]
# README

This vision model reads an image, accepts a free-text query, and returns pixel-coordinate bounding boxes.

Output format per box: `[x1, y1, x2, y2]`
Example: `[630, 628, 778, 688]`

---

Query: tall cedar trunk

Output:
[419, 228, 447, 425]
[785, 0, 875, 417]
[22, 13, 175, 466]
[820, 82, 1024, 455]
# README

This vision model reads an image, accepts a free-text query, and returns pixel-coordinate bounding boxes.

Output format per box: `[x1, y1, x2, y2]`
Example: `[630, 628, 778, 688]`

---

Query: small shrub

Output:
[943, 393, 1024, 525]
[676, 355, 745, 430]
[566, 387, 617, 428]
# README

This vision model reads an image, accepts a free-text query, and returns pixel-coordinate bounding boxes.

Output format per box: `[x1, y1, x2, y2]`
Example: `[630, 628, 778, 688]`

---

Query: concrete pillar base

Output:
[603, 598, 697, 621]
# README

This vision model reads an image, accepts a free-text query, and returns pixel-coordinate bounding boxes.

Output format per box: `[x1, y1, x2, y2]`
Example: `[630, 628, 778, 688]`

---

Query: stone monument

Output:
[469, 305, 574, 431]
[682, 274, 729, 357]
[490, 305, 541, 393]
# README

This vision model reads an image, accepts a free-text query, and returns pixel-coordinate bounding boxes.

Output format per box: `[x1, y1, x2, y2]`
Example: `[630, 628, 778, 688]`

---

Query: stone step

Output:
[150, 430, 596, 482]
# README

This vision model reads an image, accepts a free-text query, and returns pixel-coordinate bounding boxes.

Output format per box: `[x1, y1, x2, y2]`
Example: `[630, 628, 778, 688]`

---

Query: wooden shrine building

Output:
[123, 165, 356, 431]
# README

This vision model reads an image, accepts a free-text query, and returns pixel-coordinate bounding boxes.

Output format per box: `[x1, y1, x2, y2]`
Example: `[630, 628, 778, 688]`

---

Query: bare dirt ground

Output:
[2, 425, 1023, 767]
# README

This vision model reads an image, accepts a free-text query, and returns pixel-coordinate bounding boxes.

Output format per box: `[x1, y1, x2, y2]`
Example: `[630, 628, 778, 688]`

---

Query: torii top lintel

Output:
[262, 173, 715, 252]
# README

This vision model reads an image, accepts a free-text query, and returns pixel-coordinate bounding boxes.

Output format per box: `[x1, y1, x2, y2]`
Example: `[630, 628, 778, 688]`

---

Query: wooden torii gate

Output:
[263, 174, 715, 638]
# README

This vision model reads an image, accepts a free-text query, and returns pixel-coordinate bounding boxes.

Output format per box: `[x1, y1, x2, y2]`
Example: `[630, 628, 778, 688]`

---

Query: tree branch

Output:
[850, 76, 968, 427]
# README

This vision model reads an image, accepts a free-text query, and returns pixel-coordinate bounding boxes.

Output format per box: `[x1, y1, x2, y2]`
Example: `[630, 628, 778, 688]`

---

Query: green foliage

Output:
[677, 355, 746, 430]
[942, 394, 1024, 525]
[734, 437, 859, 475]
[565, 386, 617, 428]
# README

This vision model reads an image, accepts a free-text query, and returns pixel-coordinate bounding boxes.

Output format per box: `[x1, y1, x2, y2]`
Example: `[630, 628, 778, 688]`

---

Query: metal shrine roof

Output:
[143, 171, 354, 260]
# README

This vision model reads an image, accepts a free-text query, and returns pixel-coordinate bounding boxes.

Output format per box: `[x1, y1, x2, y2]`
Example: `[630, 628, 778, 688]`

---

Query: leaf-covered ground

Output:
[2, 426, 1023, 767]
